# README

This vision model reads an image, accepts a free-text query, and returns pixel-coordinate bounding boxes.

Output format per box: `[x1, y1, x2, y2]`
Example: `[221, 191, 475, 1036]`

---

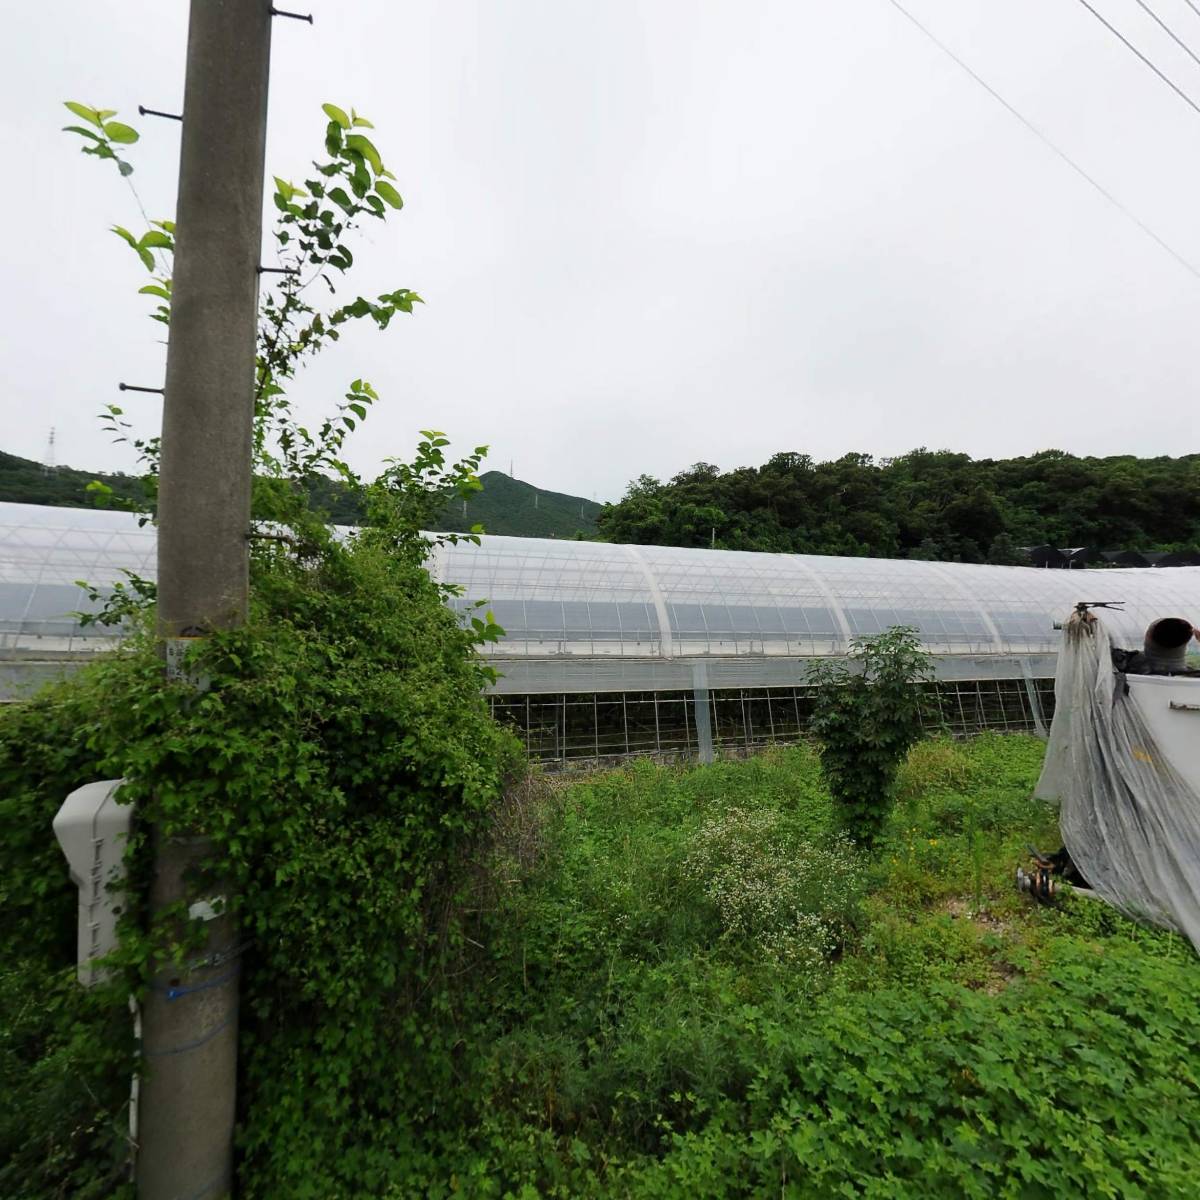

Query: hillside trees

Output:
[597, 447, 1200, 560]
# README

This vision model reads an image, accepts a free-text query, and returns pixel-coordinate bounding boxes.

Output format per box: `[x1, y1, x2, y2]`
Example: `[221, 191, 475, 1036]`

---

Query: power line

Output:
[1183, 0, 1200, 25]
[1073, 0, 1200, 118]
[885, 0, 1200, 283]
[1133, 0, 1200, 73]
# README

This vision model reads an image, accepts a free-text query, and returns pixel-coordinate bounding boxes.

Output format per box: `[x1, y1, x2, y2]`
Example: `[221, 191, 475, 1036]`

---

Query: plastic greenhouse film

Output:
[1035, 610, 1200, 952]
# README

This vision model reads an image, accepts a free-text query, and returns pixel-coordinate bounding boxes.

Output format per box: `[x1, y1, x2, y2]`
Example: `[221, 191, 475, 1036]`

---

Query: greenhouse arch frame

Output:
[2, 501, 1198, 764]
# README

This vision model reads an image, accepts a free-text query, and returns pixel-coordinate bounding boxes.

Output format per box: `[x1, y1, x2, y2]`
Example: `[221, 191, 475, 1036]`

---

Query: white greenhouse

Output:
[3, 500, 1199, 764]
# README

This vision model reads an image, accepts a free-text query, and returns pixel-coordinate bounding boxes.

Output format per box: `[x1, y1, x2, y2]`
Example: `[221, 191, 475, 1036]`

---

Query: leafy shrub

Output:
[0, 676, 140, 1199]
[0, 524, 520, 1199]
[808, 626, 933, 845]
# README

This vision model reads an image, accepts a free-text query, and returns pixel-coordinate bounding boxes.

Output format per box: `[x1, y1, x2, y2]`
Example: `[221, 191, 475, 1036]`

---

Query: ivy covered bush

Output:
[0, 513, 520, 1199]
[0, 676, 139, 1199]
[3, 97, 522, 1198]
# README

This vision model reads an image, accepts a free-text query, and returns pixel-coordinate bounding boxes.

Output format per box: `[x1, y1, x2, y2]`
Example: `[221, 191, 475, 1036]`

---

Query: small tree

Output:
[808, 626, 933, 845]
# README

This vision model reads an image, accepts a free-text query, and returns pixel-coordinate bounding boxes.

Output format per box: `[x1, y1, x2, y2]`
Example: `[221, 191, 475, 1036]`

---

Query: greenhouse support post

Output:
[140, 2, 273, 1197]
[693, 661, 714, 763]
[1020, 657, 1048, 738]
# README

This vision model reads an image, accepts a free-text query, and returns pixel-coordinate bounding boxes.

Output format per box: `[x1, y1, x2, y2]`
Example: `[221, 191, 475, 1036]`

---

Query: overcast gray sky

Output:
[4, 1, 1200, 502]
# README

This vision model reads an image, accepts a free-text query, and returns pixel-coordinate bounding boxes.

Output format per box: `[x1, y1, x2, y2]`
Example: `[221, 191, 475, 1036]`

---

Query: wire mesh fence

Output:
[489, 676, 1056, 768]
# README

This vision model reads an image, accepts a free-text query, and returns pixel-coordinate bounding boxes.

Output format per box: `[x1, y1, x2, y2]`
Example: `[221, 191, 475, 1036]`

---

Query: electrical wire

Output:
[885, 0, 1200, 283]
[1073, 0, 1200, 118]
[1133, 0, 1200, 73]
[1184, 0, 1200, 24]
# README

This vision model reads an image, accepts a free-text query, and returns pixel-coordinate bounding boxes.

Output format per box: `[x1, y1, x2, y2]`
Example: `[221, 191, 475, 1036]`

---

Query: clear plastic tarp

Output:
[430, 534, 1200, 690]
[1035, 612, 1200, 952]
[0, 501, 155, 654]
[2, 502, 1199, 698]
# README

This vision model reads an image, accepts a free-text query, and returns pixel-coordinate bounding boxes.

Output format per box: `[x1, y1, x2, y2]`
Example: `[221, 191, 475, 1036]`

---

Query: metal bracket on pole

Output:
[256, 265, 300, 275]
[118, 382, 165, 395]
[138, 105, 183, 122]
[271, 7, 314, 21]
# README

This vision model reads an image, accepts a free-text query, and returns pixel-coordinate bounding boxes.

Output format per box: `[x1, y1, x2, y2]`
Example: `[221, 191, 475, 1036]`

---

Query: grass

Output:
[410, 733, 1200, 1198]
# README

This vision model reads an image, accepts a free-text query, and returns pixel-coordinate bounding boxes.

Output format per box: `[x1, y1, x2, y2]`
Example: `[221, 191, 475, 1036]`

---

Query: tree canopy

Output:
[596, 448, 1200, 562]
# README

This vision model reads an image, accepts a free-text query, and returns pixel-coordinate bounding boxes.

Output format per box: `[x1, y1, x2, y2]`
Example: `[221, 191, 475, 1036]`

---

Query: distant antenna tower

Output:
[509, 458, 514, 478]
[43, 427, 56, 473]
[534, 492, 539, 509]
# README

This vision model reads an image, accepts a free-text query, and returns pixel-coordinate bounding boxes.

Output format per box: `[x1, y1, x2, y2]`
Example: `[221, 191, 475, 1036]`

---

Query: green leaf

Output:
[327, 186, 355, 215]
[140, 231, 173, 250]
[102, 121, 139, 145]
[64, 100, 102, 127]
[111, 225, 139, 250]
[345, 133, 383, 175]
[118, 160, 134, 178]
[322, 103, 351, 130]
[151, 219, 176, 233]
[138, 285, 171, 299]
[374, 181, 403, 210]
[62, 124, 104, 143]
[350, 109, 375, 128]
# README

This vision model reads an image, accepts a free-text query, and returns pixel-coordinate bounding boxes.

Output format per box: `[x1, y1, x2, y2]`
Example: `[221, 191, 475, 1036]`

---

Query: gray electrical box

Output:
[52, 779, 130, 987]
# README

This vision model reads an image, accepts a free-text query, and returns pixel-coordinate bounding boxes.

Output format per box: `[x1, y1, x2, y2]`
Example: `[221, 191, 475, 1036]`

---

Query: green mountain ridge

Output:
[0, 451, 601, 540]
[424, 470, 602, 539]
[0, 450, 149, 511]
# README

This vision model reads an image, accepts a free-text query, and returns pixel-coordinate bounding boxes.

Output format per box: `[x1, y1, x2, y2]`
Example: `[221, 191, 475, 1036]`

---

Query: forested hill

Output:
[0, 453, 601, 539]
[8, 446, 1198, 557]
[596, 449, 1200, 562]
[423, 471, 602, 538]
[0, 451, 150, 510]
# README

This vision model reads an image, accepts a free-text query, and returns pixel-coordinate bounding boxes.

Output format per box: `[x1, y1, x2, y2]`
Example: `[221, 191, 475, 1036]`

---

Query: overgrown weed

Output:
[447, 732, 1200, 1197]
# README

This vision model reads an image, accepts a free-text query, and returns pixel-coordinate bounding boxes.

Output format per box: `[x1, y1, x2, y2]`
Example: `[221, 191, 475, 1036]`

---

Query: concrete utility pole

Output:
[139, 2, 273, 1196]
